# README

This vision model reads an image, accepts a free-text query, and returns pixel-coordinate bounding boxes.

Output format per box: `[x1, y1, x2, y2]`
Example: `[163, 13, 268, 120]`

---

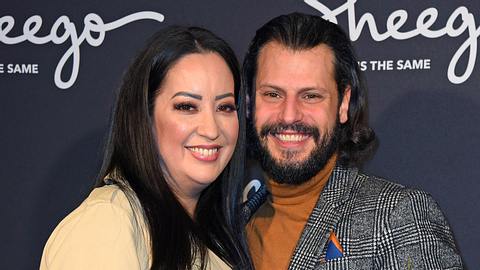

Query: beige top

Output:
[40, 185, 232, 270]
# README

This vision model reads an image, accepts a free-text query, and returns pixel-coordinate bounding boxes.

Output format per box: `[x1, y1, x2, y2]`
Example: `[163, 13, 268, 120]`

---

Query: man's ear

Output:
[339, 86, 351, 124]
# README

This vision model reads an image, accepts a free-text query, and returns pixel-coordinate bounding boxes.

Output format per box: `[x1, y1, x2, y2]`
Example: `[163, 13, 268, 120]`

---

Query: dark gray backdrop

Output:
[1, 1, 478, 269]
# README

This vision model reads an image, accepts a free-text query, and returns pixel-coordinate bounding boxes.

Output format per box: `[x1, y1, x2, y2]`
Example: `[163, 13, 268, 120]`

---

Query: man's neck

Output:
[266, 153, 338, 205]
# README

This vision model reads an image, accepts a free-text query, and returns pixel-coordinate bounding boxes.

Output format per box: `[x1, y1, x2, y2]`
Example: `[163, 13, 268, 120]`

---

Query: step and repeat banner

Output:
[1, 0, 479, 268]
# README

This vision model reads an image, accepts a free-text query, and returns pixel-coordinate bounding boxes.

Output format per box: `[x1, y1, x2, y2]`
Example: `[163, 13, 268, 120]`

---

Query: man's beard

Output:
[250, 121, 340, 185]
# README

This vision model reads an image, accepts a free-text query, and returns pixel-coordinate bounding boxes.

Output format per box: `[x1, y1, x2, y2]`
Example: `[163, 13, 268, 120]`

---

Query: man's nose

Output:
[197, 109, 220, 140]
[279, 97, 303, 124]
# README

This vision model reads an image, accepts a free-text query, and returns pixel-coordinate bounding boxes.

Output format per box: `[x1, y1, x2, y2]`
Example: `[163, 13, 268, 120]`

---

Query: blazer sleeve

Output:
[376, 189, 464, 269]
[40, 201, 146, 270]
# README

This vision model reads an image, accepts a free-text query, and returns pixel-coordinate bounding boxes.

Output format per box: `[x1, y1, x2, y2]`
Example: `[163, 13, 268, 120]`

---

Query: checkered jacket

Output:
[242, 166, 464, 269]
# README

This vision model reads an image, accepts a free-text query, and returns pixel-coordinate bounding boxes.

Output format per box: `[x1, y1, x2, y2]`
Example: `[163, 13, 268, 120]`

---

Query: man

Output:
[242, 13, 463, 269]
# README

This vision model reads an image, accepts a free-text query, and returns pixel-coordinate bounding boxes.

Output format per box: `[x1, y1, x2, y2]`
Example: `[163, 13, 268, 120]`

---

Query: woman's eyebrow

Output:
[215, 92, 234, 100]
[171, 91, 202, 100]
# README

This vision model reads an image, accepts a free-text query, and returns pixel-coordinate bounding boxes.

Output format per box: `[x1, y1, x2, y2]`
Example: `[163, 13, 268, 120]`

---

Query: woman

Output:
[40, 26, 251, 270]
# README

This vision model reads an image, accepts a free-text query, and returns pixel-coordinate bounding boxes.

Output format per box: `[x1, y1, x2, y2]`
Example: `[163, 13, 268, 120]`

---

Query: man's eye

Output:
[303, 93, 323, 101]
[217, 104, 237, 113]
[264, 92, 281, 98]
[304, 94, 319, 99]
[173, 103, 197, 112]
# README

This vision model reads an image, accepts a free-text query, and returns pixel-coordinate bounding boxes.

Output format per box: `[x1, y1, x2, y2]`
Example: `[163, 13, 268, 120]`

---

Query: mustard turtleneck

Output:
[246, 153, 337, 270]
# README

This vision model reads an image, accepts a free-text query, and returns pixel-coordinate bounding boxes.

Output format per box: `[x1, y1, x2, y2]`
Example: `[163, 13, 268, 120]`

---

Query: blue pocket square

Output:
[325, 232, 344, 260]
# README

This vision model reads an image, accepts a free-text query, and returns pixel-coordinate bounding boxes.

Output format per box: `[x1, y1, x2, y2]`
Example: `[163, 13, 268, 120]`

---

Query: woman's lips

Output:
[186, 145, 221, 161]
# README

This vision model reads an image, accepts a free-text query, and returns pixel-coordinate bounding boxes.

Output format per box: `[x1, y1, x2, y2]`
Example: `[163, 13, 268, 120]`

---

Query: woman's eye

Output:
[217, 104, 237, 113]
[173, 103, 197, 112]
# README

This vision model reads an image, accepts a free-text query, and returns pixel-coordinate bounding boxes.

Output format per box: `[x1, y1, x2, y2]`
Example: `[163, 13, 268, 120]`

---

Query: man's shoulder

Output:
[241, 166, 439, 223]
[350, 170, 432, 208]
[342, 169, 448, 228]
[339, 170, 462, 268]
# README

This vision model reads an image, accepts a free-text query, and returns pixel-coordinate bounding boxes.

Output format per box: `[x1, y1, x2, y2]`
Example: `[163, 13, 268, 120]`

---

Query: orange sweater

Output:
[246, 154, 337, 270]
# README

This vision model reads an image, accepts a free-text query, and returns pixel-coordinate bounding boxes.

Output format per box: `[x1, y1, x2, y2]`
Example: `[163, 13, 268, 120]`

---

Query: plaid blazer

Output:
[242, 166, 464, 269]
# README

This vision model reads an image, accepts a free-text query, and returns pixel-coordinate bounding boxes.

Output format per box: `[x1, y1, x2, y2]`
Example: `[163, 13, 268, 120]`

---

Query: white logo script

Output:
[305, 0, 480, 84]
[0, 11, 165, 89]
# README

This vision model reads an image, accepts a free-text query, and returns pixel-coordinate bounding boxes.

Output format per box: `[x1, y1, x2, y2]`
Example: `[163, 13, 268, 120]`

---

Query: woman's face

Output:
[152, 52, 238, 207]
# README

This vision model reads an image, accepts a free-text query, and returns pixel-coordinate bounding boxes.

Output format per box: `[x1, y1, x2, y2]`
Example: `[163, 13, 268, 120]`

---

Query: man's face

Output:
[252, 41, 351, 184]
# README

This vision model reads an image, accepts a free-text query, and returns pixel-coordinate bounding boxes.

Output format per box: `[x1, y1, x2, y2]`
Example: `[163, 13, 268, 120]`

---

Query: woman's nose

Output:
[197, 109, 220, 140]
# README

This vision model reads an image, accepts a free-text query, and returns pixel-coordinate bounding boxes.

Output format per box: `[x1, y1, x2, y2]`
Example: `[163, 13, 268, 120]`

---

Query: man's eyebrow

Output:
[298, 87, 327, 93]
[257, 84, 286, 93]
[215, 92, 234, 100]
[258, 84, 324, 93]
[171, 91, 202, 100]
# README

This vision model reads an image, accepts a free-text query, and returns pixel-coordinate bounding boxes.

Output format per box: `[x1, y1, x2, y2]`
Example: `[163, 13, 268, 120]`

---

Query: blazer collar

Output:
[288, 166, 358, 270]
[320, 166, 358, 208]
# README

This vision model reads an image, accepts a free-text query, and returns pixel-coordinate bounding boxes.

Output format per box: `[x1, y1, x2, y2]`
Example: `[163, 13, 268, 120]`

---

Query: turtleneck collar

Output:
[266, 153, 338, 205]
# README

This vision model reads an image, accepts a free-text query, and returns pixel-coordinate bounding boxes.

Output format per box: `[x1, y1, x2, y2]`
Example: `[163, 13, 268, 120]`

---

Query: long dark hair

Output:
[96, 26, 251, 270]
[243, 12, 376, 166]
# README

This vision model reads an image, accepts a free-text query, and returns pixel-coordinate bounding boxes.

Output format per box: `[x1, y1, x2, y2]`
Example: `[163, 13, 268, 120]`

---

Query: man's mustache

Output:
[259, 122, 320, 142]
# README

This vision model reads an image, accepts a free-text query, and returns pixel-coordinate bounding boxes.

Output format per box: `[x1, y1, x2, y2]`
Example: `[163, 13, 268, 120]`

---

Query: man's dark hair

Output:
[243, 12, 376, 166]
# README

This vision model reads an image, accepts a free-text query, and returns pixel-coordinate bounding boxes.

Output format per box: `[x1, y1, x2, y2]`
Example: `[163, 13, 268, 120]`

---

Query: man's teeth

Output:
[189, 147, 218, 156]
[276, 134, 308, 142]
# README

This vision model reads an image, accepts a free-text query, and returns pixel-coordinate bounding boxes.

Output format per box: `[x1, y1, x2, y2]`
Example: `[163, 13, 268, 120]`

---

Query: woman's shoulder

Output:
[56, 185, 137, 231]
[40, 185, 150, 270]
[48, 185, 135, 236]
[85, 185, 133, 211]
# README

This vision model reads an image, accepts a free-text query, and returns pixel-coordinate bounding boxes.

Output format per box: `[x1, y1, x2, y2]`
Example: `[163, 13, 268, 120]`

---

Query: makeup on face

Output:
[152, 52, 239, 206]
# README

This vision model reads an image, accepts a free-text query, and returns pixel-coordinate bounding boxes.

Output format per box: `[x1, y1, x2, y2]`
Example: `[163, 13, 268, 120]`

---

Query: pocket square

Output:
[325, 231, 344, 260]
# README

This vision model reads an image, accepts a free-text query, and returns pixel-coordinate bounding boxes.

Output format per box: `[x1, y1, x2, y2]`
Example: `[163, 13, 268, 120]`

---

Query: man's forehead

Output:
[255, 41, 337, 92]
[257, 41, 334, 64]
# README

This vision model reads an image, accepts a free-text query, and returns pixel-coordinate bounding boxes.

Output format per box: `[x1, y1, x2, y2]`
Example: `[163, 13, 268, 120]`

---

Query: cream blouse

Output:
[40, 185, 232, 270]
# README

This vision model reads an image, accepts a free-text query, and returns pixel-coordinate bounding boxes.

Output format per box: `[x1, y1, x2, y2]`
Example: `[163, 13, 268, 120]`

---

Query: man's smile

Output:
[268, 130, 312, 149]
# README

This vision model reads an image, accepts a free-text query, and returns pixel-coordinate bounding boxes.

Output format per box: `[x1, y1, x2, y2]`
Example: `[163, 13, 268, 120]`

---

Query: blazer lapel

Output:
[288, 167, 358, 270]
